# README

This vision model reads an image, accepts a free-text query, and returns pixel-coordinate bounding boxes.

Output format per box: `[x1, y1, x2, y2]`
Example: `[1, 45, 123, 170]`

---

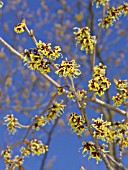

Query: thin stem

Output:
[106, 154, 128, 170]
[22, 18, 37, 45]
[0, 37, 61, 89]
[0, 36, 126, 117]
[40, 118, 58, 170]
[69, 75, 75, 89]
[96, 6, 106, 41]
[0, 37, 22, 58]
[91, 5, 106, 76]
[85, 97, 126, 116]
[9, 93, 58, 149]
[79, 105, 113, 170]
[22, 92, 58, 142]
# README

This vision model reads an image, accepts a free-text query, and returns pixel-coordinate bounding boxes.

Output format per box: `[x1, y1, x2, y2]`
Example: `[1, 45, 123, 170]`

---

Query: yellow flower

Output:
[68, 113, 86, 135]
[23, 49, 50, 74]
[4, 114, 20, 134]
[92, 0, 109, 8]
[121, 137, 128, 148]
[14, 22, 25, 33]
[79, 141, 108, 164]
[30, 139, 48, 155]
[58, 87, 64, 95]
[36, 40, 61, 60]
[55, 60, 81, 78]
[98, 3, 128, 28]
[1, 147, 12, 163]
[14, 155, 24, 167]
[112, 79, 128, 107]
[20, 147, 31, 157]
[92, 115, 111, 141]
[45, 101, 65, 122]
[32, 115, 46, 131]
[74, 27, 96, 54]
[67, 92, 74, 99]
[88, 63, 111, 96]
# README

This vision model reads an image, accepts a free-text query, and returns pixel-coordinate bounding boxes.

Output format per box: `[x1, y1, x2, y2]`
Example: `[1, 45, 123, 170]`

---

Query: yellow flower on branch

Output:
[20, 139, 48, 157]
[74, 27, 96, 54]
[92, 0, 109, 8]
[88, 63, 111, 96]
[67, 92, 74, 99]
[30, 139, 48, 155]
[1, 147, 12, 164]
[4, 114, 20, 134]
[112, 79, 128, 107]
[79, 141, 108, 164]
[55, 60, 81, 78]
[68, 112, 86, 135]
[57, 86, 64, 95]
[20, 147, 31, 157]
[36, 40, 61, 60]
[14, 22, 25, 33]
[98, 3, 128, 28]
[45, 101, 65, 122]
[14, 155, 24, 167]
[32, 115, 46, 131]
[23, 48, 51, 74]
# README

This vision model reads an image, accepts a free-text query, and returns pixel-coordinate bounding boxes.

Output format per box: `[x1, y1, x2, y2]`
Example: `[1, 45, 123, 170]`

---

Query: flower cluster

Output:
[88, 63, 111, 96]
[79, 141, 107, 164]
[4, 114, 20, 134]
[57, 86, 64, 95]
[22, 40, 61, 74]
[67, 89, 86, 99]
[20, 139, 48, 156]
[2, 139, 48, 169]
[73, 27, 96, 54]
[2, 147, 24, 170]
[92, 0, 109, 8]
[67, 89, 87, 106]
[32, 115, 46, 131]
[55, 60, 81, 78]
[20, 146, 31, 157]
[2, 147, 11, 164]
[14, 22, 25, 33]
[45, 101, 65, 122]
[120, 137, 128, 149]
[68, 112, 86, 135]
[30, 139, 48, 155]
[23, 48, 50, 74]
[112, 80, 128, 107]
[112, 121, 128, 148]
[36, 40, 61, 60]
[98, 3, 128, 28]
[92, 115, 128, 147]
[92, 115, 112, 141]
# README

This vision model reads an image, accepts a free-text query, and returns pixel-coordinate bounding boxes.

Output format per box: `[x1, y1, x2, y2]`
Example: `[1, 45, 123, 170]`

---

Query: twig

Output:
[21, 18, 37, 45]
[91, 5, 106, 76]
[9, 92, 58, 149]
[0, 36, 126, 117]
[96, 6, 106, 41]
[0, 37, 22, 58]
[0, 37, 61, 89]
[79, 105, 113, 170]
[22, 92, 58, 142]
[85, 97, 126, 116]
[40, 118, 58, 170]
[106, 154, 128, 170]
